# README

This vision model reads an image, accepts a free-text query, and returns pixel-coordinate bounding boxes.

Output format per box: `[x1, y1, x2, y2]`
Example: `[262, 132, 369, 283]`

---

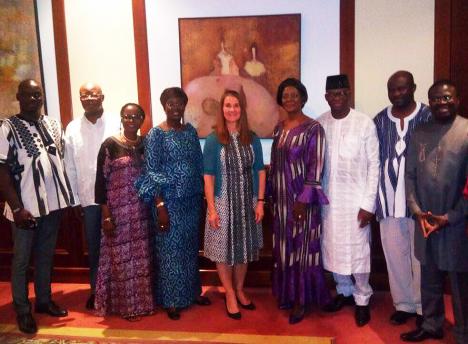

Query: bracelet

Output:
[103, 217, 112, 223]
[12, 207, 22, 213]
[156, 201, 165, 208]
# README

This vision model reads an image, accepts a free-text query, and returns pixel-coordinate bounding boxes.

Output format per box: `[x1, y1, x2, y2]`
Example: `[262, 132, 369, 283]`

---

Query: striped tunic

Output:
[374, 103, 431, 220]
[0, 115, 74, 220]
[269, 119, 331, 307]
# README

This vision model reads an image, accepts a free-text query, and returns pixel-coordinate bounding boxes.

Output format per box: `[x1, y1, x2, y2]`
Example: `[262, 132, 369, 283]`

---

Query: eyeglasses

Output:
[80, 93, 101, 100]
[429, 95, 453, 103]
[121, 114, 144, 120]
[166, 100, 185, 108]
[326, 90, 349, 98]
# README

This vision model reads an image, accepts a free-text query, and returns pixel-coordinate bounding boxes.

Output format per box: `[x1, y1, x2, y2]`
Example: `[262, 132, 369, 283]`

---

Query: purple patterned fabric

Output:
[269, 119, 331, 308]
[95, 140, 154, 318]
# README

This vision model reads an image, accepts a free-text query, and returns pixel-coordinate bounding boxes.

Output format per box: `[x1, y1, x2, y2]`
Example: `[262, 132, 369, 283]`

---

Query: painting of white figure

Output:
[179, 14, 301, 137]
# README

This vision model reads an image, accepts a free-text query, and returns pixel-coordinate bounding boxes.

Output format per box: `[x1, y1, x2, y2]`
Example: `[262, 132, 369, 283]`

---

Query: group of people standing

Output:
[0, 73, 466, 344]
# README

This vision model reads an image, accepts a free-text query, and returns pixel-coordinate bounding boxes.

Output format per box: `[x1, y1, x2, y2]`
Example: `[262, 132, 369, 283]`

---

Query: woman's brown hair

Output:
[215, 89, 252, 145]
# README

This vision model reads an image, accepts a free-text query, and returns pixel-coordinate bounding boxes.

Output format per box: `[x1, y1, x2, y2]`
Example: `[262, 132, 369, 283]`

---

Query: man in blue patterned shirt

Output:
[374, 71, 431, 327]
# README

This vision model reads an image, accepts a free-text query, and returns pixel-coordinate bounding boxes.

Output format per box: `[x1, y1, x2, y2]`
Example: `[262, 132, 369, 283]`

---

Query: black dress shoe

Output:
[224, 297, 241, 320]
[390, 310, 417, 325]
[85, 294, 95, 310]
[17, 313, 37, 334]
[415, 315, 424, 328]
[355, 305, 370, 327]
[237, 297, 256, 310]
[322, 294, 355, 312]
[400, 328, 443, 342]
[194, 295, 211, 306]
[35, 301, 68, 317]
[288, 307, 305, 325]
[166, 307, 180, 320]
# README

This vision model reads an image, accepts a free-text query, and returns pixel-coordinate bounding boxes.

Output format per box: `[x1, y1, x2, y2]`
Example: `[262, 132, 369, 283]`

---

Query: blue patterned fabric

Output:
[135, 124, 203, 308]
[374, 103, 431, 220]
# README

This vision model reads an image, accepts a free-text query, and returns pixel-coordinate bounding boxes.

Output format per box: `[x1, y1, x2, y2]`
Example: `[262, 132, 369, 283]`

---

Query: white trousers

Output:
[380, 216, 421, 314]
[333, 272, 372, 306]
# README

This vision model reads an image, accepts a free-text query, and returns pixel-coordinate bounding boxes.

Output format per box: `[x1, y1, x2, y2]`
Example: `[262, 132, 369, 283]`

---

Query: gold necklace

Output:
[121, 134, 139, 145]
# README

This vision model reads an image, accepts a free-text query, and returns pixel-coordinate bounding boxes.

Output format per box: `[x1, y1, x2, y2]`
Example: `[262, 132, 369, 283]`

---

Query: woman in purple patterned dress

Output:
[269, 78, 331, 324]
[94, 103, 154, 321]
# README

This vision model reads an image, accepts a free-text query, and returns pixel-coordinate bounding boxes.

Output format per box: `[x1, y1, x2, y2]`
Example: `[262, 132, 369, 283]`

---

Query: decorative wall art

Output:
[0, 0, 43, 119]
[179, 14, 301, 137]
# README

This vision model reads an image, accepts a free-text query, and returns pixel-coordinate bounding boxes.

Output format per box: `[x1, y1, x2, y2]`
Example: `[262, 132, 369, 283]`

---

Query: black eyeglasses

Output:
[429, 95, 453, 103]
[121, 114, 144, 120]
[166, 100, 185, 108]
[80, 93, 101, 100]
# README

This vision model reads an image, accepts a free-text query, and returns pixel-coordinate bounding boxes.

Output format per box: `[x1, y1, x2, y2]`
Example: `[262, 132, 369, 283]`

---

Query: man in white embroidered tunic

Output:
[374, 71, 431, 326]
[64, 82, 119, 309]
[0, 80, 74, 334]
[318, 74, 380, 327]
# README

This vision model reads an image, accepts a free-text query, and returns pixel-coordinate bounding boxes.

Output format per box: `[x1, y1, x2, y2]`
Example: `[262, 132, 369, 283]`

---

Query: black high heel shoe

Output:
[224, 297, 241, 320]
[236, 297, 256, 310]
[194, 295, 211, 306]
[288, 306, 305, 325]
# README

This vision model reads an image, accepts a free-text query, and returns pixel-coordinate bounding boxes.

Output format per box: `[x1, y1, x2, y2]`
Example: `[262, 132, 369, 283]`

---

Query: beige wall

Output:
[146, 0, 340, 123]
[64, 0, 138, 119]
[355, 0, 435, 117]
[37, 1, 436, 122]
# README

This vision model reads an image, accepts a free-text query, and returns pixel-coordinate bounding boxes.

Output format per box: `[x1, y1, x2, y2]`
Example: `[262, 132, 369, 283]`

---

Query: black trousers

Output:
[421, 249, 468, 344]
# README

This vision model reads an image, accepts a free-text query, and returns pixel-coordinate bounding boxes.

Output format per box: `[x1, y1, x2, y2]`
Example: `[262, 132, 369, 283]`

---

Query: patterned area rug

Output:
[0, 325, 333, 344]
[0, 336, 196, 344]
[0, 335, 99, 344]
[0, 337, 238, 344]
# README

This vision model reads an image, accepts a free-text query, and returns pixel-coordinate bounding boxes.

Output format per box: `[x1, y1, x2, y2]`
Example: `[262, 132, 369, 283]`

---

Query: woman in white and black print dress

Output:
[203, 89, 266, 320]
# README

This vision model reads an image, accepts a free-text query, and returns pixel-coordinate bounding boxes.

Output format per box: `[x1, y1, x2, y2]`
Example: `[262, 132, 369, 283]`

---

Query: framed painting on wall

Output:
[0, 0, 43, 120]
[179, 14, 301, 138]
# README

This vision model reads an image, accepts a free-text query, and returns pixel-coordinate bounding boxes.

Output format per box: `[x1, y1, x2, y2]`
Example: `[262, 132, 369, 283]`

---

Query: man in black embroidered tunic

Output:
[0, 80, 74, 334]
[401, 80, 468, 343]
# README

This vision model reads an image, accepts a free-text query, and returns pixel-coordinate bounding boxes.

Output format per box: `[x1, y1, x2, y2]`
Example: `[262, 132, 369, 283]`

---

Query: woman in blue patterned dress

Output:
[136, 87, 210, 320]
[203, 89, 265, 320]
